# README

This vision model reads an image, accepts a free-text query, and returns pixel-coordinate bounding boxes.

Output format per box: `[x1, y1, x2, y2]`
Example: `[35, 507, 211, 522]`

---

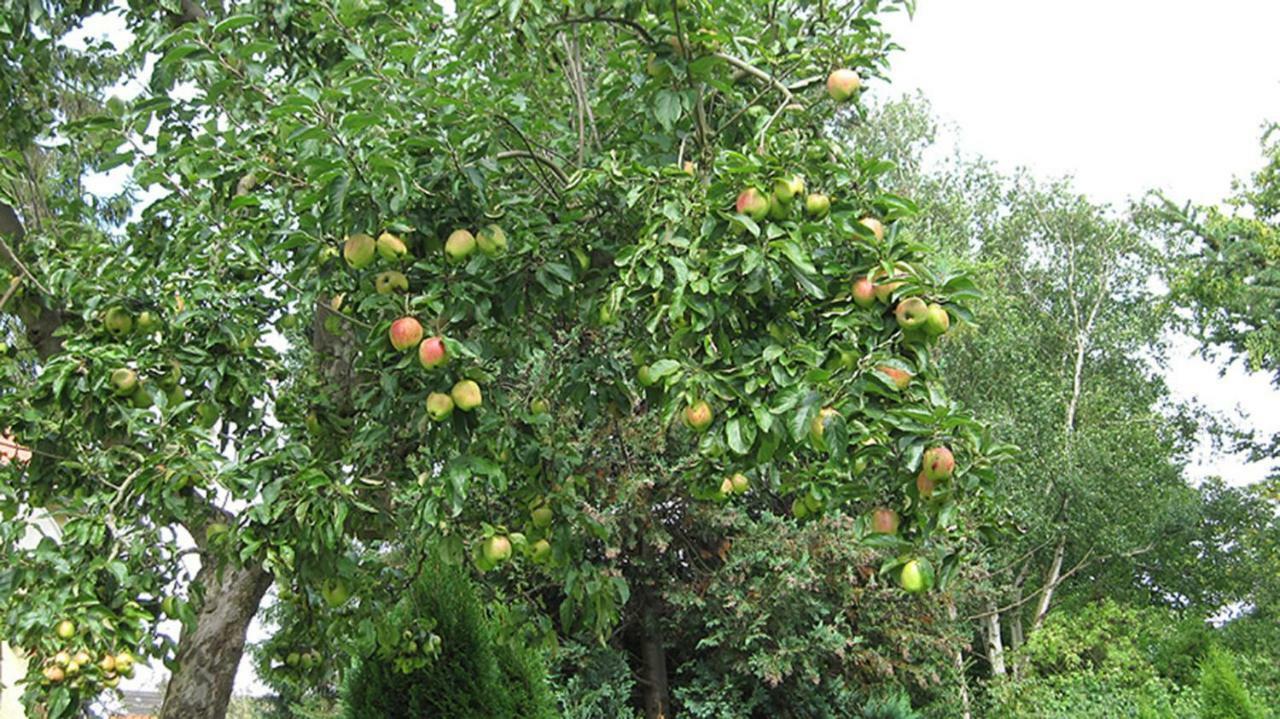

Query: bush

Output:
[342, 558, 555, 719]
[1198, 646, 1259, 719]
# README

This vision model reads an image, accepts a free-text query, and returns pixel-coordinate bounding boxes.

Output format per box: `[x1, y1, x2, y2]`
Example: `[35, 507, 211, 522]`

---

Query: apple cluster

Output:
[100, 306, 184, 410]
[37, 619, 136, 691]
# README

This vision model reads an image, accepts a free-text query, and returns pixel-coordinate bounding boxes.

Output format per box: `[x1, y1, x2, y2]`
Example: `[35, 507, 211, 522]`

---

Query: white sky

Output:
[882, 0, 1280, 486]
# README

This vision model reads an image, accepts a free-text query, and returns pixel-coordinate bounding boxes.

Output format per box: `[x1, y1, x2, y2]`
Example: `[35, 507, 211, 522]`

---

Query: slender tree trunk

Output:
[160, 559, 272, 718]
[947, 601, 972, 719]
[983, 601, 1006, 677]
[1030, 535, 1066, 635]
[639, 596, 671, 719]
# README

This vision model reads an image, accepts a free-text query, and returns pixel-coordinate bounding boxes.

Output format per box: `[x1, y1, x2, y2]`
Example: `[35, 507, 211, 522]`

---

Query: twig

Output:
[0, 236, 53, 297]
[0, 275, 20, 312]
[496, 150, 570, 186]
[550, 15, 655, 45]
[965, 548, 1095, 620]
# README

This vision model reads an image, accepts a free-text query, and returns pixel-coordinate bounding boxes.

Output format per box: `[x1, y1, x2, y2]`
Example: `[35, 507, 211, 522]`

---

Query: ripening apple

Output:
[451, 379, 483, 411]
[916, 470, 935, 498]
[773, 175, 804, 203]
[924, 303, 950, 336]
[418, 336, 448, 369]
[531, 505, 553, 528]
[805, 192, 831, 218]
[43, 665, 65, 683]
[444, 229, 476, 261]
[54, 651, 71, 667]
[104, 307, 133, 338]
[389, 317, 424, 351]
[55, 619, 76, 639]
[900, 559, 926, 593]
[426, 392, 454, 421]
[374, 270, 409, 294]
[877, 365, 912, 390]
[719, 476, 736, 497]
[98, 654, 116, 673]
[826, 68, 862, 102]
[730, 472, 750, 494]
[110, 368, 139, 397]
[735, 188, 770, 221]
[683, 400, 714, 432]
[922, 446, 955, 482]
[895, 297, 929, 331]
[343, 233, 376, 269]
[114, 651, 135, 675]
[858, 217, 885, 242]
[852, 277, 877, 308]
[376, 231, 409, 261]
[482, 535, 512, 563]
[870, 507, 900, 534]
[476, 225, 508, 256]
[809, 407, 840, 447]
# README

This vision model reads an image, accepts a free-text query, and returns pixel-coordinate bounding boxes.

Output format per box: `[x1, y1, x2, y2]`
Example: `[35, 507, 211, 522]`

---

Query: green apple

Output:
[530, 538, 552, 563]
[683, 400, 713, 432]
[476, 224, 508, 256]
[924, 303, 950, 336]
[859, 216, 885, 242]
[451, 379, 483, 411]
[104, 307, 133, 338]
[135, 311, 159, 333]
[55, 619, 76, 639]
[376, 231, 409, 261]
[895, 297, 929, 331]
[110, 368, 139, 397]
[426, 392, 454, 421]
[343, 233, 376, 269]
[730, 472, 750, 494]
[804, 192, 831, 218]
[531, 505, 552, 528]
[482, 535, 512, 563]
[772, 175, 804, 203]
[444, 229, 476, 261]
[321, 578, 351, 608]
[809, 407, 840, 447]
[900, 559, 928, 593]
[374, 271, 409, 294]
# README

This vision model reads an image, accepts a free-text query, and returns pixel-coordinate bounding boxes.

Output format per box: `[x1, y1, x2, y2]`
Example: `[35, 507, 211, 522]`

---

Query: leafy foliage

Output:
[1198, 646, 1260, 719]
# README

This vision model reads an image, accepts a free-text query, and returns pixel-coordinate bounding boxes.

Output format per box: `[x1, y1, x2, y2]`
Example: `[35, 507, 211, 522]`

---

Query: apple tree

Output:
[0, 0, 1008, 716]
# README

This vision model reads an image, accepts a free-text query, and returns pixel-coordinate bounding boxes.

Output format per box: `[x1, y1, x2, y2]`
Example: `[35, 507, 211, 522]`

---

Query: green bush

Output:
[1198, 646, 1259, 719]
[861, 692, 922, 719]
[342, 558, 555, 719]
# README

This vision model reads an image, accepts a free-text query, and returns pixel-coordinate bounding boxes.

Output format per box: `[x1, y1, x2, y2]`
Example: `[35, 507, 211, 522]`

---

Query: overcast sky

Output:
[880, 0, 1280, 486]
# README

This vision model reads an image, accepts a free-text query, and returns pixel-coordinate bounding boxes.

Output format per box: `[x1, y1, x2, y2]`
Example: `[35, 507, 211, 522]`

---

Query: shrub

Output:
[342, 558, 554, 719]
[1198, 646, 1259, 719]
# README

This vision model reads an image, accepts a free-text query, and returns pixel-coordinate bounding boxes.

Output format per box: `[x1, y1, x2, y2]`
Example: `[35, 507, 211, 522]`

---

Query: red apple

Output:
[826, 68, 862, 102]
[852, 277, 877, 308]
[389, 317, 424, 351]
[418, 336, 448, 369]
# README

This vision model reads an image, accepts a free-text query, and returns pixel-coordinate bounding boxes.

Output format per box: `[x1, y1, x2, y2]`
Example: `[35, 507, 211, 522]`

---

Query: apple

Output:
[531, 506, 553, 528]
[110, 368, 139, 397]
[530, 398, 549, 415]
[773, 175, 804, 203]
[768, 193, 790, 221]
[530, 538, 551, 563]
[476, 225, 508, 256]
[103, 674, 120, 688]
[43, 665, 65, 683]
[114, 651, 135, 674]
[916, 470, 935, 498]
[637, 364, 656, 387]
[645, 54, 671, 80]
[872, 268, 904, 303]
[482, 535, 512, 563]
[730, 472, 750, 494]
[135, 311, 159, 333]
[923, 446, 955, 482]
[683, 400, 713, 432]
[374, 270, 409, 294]
[444, 229, 476, 261]
[852, 277, 877, 308]
[826, 68, 862, 102]
[98, 655, 116, 673]
[735, 188, 769, 221]
[877, 365, 912, 390]
[286, 651, 301, 667]
[451, 379, 483, 411]
[321, 578, 351, 608]
[426, 392, 454, 421]
[682, 161, 696, 175]
[389, 317, 424, 351]
[895, 297, 929, 331]
[54, 651, 72, 667]
[376, 231, 409, 261]
[900, 559, 926, 593]
[158, 361, 182, 389]
[343, 233, 376, 269]
[791, 497, 809, 519]
[418, 336, 448, 369]
[858, 217, 885, 242]
[104, 307, 133, 337]
[64, 660, 80, 676]
[924, 303, 950, 336]
[805, 193, 831, 218]
[870, 507, 899, 534]
[132, 386, 154, 409]
[719, 476, 735, 497]
[809, 407, 840, 447]
[55, 619, 76, 639]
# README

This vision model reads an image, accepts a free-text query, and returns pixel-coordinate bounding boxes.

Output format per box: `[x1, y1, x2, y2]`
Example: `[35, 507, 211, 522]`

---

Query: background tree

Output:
[0, 1, 1007, 718]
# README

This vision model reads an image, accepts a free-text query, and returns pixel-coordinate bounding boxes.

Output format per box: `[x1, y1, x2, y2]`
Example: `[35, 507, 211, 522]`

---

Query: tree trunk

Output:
[1030, 535, 1066, 635]
[983, 601, 1006, 677]
[947, 601, 972, 719]
[639, 597, 671, 719]
[160, 558, 272, 718]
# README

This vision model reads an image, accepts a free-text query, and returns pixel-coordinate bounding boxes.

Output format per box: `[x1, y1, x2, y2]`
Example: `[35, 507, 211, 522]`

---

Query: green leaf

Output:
[213, 14, 257, 35]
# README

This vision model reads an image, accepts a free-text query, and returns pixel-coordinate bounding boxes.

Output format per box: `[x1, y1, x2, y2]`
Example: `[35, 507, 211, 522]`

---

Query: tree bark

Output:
[160, 558, 272, 718]
[1030, 535, 1066, 635]
[639, 596, 671, 719]
[947, 601, 972, 719]
[983, 601, 1006, 677]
